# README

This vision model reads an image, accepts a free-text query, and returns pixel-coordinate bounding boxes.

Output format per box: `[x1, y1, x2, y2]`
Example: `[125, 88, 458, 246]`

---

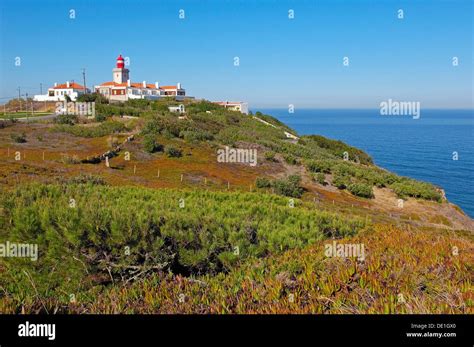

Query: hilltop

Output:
[0, 97, 472, 313]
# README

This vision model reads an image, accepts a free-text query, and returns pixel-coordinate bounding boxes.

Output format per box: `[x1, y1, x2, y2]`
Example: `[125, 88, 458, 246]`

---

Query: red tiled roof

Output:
[99, 81, 121, 87]
[99, 81, 160, 89]
[53, 82, 87, 90]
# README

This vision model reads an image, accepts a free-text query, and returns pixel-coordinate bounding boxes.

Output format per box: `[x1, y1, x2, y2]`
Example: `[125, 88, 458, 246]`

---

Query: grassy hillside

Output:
[64, 225, 474, 314]
[0, 183, 367, 312]
[48, 99, 442, 201]
[0, 98, 471, 314]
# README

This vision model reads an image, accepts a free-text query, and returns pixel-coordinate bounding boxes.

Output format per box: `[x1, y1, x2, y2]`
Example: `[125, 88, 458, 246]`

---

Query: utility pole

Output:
[82, 68, 87, 94]
[25, 92, 29, 121]
[17, 87, 21, 112]
[40, 83, 43, 95]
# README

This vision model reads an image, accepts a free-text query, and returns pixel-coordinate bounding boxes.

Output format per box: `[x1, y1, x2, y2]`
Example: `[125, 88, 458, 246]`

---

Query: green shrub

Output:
[125, 99, 151, 108]
[10, 132, 26, 143]
[306, 159, 332, 173]
[180, 129, 214, 143]
[142, 116, 190, 139]
[76, 93, 108, 103]
[272, 175, 304, 198]
[333, 162, 357, 176]
[354, 168, 385, 187]
[55, 114, 78, 125]
[348, 183, 374, 198]
[141, 116, 163, 135]
[187, 100, 221, 113]
[283, 154, 298, 165]
[332, 171, 350, 189]
[215, 128, 239, 146]
[264, 151, 276, 162]
[95, 113, 107, 122]
[142, 135, 163, 153]
[390, 181, 441, 202]
[314, 172, 326, 185]
[52, 121, 127, 138]
[258, 176, 304, 198]
[95, 103, 141, 117]
[303, 135, 373, 165]
[256, 177, 272, 188]
[150, 102, 171, 112]
[165, 146, 183, 158]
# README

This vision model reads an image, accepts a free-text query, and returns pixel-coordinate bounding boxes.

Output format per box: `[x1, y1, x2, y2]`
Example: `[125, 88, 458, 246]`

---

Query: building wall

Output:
[109, 92, 128, 102]
[96, 84, 189, 102]
[113, 68, 129, 84]
[34, 89, 86, 102]
[98, 87, 110, 97]
[239, 102, 249, 115]
[215, 102, 249, 115]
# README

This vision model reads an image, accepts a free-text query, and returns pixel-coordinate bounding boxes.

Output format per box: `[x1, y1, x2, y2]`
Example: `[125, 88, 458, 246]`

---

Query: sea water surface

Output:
[256, 109, 474, 218]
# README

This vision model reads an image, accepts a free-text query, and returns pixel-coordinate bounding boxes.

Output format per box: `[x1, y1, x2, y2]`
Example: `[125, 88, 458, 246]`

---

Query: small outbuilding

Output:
[168, 104, 185, 114]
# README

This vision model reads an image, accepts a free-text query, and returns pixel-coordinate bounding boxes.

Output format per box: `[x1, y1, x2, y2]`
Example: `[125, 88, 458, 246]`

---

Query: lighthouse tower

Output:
[112, 54, 129, 84]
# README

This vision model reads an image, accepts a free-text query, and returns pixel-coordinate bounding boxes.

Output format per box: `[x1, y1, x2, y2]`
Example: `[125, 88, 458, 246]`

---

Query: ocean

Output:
[256, 109, 474, 218]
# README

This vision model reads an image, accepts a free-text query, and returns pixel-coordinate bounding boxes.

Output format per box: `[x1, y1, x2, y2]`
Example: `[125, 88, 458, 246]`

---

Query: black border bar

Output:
[0, 314, 471, 346]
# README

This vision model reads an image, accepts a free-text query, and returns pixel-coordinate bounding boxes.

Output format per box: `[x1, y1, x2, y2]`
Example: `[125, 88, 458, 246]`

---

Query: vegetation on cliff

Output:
[0, 98, 469, 314]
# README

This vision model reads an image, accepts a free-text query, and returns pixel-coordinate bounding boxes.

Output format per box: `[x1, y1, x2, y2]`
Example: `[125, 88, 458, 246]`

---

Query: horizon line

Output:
[250, 107, 474, 111]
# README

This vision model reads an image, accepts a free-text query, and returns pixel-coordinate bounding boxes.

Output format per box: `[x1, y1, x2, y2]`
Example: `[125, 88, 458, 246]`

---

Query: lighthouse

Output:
[95, 54, 189, 102]
[112, 54, 129, 84]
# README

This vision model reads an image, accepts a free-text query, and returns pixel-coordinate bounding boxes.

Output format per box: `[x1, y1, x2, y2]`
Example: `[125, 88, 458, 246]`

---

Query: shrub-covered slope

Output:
[0, 98, 471, 314]
[0, 183, 367, 311]
[74, 99, 443, 202]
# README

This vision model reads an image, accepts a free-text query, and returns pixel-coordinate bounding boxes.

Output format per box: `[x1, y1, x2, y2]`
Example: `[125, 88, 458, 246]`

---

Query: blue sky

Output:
[0, 0, 472, 108]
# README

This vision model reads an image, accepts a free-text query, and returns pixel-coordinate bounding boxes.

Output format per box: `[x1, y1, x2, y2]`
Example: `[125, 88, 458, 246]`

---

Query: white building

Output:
[168, 104, 185, 114]
[33, 81, 90, 101]
[95, 55, 189, 102]
[214, 101, 249, 115]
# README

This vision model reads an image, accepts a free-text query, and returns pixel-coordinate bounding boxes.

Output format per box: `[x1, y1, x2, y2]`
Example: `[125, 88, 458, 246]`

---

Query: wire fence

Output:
[0, 147, 260, 193]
